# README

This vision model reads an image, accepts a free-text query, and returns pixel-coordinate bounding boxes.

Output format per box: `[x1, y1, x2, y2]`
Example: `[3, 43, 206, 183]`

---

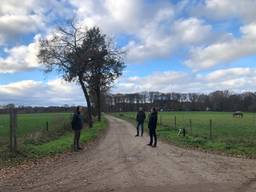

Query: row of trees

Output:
[104, 91, 256, 112]
[0, 105, 77, 114]
[38, 22, 125, 127]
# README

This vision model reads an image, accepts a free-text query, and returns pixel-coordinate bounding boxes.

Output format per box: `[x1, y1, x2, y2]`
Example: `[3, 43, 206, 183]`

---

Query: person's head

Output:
[76, 106, 82, 113]
[139, 107, 143, 111]
[151, 107, 156, 113]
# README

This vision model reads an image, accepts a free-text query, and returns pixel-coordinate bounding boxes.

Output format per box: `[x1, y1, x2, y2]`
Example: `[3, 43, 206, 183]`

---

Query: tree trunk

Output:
[79, 76, 93, 127]
[96, 86, 101, 121]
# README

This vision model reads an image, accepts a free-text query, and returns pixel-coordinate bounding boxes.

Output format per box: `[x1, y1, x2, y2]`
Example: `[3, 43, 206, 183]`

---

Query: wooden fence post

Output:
[9, 109, 13, 152]
[174, 116, 177, 129]
[46, 121, 49, 131]
[182, 128, 186, 137]
[9, 108, 17, 152]
[13, 109, 17, 152]
[189, 119, 192, 134]
[209, 119, 213, 139]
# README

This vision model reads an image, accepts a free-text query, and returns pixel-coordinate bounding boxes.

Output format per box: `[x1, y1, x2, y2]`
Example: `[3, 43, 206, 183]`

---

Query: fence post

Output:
[182, 128, 186, 137]
[9, 108, 17, 152]
[46, 121, 49, 131]
[209, 119, 212, 139]
[174, 116, 177, 129]
[189, 119, 192, 134]
[13, 109, 17, 152]
[9, 109, 13, 152]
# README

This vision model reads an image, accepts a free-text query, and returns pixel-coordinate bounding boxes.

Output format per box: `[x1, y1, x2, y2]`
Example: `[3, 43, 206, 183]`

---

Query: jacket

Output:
[136, 111, 146, 123]
[71, 112, 83, 130]
[148, 111, 158, 129]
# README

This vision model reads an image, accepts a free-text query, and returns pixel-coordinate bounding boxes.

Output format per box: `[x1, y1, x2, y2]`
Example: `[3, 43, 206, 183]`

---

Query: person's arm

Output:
[136, 112, 139, 121]
[152, 115, 157, 129]
[155, 115, 158, 128]
[143, 112, 146, 120]
[71, 113, 77, 130]
[148, 114, 152, 128]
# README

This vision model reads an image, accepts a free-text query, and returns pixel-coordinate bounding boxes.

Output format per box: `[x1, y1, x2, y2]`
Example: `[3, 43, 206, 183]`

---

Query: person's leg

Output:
[74, 130, 78, 151]
[136, 122, 139, 136]
[141, 123, 144, 136]
[148, 128, 153, 146]
[77, 130, 82, 150]
[153, 129, 157, 147]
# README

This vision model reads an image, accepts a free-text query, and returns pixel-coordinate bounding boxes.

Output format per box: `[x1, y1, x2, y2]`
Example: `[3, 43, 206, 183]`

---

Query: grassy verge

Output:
[112, 113, 256, 158]
[0, 117, 108, 167]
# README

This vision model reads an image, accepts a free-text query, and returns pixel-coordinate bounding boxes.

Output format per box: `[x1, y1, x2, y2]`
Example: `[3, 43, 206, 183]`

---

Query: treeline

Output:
[0, 105, 78, 114]
[103, 90, 256, 112]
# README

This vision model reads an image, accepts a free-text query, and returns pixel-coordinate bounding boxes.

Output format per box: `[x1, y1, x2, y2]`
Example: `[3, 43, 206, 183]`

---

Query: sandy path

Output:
[1, 115, 256, 192]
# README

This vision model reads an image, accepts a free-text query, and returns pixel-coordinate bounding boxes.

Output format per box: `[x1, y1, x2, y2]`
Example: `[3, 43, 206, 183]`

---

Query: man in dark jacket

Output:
[148, 108, 158, 147]
[72, 106, 84, 151]
[136, 107, 146, 136]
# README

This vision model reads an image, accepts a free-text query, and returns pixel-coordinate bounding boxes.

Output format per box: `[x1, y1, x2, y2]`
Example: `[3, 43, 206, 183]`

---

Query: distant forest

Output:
[2, 90, 256, 114]
[103, 91, 256, 112]
[0, 105, 77, 114]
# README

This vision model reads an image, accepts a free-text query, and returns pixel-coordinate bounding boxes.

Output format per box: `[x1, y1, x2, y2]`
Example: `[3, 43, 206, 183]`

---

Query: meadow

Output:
[114, 111, 256, 157]
[0, 112, 107, 167]
[0, 112, 72, 138]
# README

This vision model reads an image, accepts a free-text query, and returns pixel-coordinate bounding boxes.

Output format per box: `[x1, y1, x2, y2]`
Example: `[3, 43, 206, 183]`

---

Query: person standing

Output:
[71, 106, 84, 151]
[148, 108, 158, 147]
[135, 107, 146, 137]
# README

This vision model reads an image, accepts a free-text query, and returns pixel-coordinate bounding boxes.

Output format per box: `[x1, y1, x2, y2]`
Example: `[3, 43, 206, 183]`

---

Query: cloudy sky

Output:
[1, 0, 256, 106]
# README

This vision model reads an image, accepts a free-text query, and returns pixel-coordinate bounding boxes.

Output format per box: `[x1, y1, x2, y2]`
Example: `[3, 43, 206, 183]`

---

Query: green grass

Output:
[0, 113, 108, 167]
[22, 117, 108, 158]
[0, 112, 72, 137]
[113, 112, 256, 157]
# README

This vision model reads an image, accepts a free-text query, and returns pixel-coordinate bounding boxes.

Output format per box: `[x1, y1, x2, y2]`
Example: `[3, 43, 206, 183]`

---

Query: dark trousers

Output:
[149, 128, 157, 146]
[74, 130, 81, 150]
[136, 122, 144, 136]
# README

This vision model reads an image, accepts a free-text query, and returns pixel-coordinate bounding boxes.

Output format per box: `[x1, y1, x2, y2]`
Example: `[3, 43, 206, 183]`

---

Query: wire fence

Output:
[0, 111, 72, 152]
[118, 112, 256, 144]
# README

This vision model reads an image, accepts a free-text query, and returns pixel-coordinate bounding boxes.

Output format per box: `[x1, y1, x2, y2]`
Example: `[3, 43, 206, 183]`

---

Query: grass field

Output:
[113, 111, 256, 157]
[0, 112, 108, 167]
[0, 112, 72, 138]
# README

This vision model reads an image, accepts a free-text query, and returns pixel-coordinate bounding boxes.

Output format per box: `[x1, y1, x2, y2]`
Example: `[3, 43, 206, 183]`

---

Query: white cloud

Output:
[205, 68, 253, 81]
[193, 0, 256, 23]
[0, 35, 41, 73]
[172, 17, 212, 44]
[0, 79, 84, 106]
[0, 0, 215, 71]
[125, 16, 213, 62]
[0, 14, 43, 44]
[113, 67, 256, 94]
[0, 0, 74, 44]
[185, 22, 256, 70]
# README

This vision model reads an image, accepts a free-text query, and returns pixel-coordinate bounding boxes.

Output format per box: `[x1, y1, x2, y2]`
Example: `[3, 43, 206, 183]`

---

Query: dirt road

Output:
[1, 115, 256, 192]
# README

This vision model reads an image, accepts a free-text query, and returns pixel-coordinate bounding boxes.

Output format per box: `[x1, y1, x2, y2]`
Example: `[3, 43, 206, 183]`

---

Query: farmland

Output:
[0, 112, 107, 167]
[0, 112, 72, 138]
[113, 111, 256, 157]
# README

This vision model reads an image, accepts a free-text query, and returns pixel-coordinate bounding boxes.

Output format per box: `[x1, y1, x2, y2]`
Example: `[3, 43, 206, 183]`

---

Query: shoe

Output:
[78, 147, 83, 150]
[152, 144, 157, 148]
[135, 135, 139, 137]
[141, 135, 143, 137]
[147, 143, 152, 146]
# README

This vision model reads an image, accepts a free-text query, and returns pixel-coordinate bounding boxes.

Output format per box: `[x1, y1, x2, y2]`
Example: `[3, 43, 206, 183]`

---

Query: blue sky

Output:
[1, 0, 256, 106]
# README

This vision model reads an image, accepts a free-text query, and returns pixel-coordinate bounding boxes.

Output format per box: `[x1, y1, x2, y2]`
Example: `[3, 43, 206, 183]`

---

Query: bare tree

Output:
[86, 28, 125, 121]
[38, 22, 95, 127]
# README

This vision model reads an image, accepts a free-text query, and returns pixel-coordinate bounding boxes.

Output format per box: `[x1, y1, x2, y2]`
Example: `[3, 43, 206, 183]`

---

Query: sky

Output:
[1, 0, 256, 106]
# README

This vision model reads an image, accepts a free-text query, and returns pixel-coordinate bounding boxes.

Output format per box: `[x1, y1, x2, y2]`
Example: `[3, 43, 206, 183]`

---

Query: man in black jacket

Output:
[136, 107, 146, 137]
[148, 108, 158, 147]
[71, 106, 84, 151]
